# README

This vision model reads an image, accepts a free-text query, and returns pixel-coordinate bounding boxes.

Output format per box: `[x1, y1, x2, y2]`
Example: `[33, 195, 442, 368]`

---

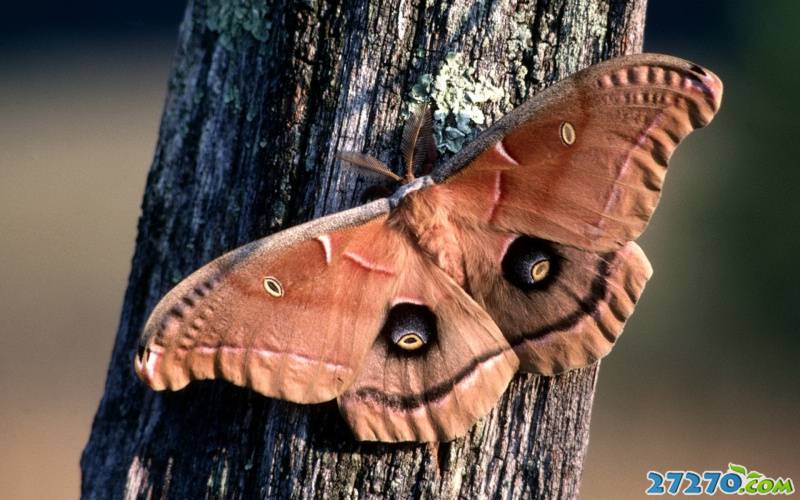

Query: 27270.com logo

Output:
[646, 464, 794, 496]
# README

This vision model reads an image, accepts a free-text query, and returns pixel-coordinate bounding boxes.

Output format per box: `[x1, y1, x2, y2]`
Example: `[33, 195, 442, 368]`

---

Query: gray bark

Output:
[81, 0, 646, 498]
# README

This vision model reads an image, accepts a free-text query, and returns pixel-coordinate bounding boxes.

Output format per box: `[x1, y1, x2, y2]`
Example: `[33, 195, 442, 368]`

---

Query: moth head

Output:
[502, 236, 559, 291]
[382, 302, 437, 353]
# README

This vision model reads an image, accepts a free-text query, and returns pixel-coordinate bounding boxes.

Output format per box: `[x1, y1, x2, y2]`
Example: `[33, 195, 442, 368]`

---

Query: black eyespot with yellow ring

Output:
[501, 236, 559, 291]
[382, 303, 437, 354]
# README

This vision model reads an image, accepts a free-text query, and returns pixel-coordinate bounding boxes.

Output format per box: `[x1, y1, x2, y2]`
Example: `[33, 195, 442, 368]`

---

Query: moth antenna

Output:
[401, 102, 434, 182]
[336, 151, 402, 182]
[419, 124, 438, 176]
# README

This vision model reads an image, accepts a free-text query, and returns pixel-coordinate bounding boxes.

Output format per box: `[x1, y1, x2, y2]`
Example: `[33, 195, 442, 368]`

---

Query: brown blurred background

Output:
[0, 2, 797, 499]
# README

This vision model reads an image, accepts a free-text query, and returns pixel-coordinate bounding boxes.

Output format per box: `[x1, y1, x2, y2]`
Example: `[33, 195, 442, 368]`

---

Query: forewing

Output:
[135, 201, 405, 404]
[135, 198, 518, 444]
[436, 53, 723, 251]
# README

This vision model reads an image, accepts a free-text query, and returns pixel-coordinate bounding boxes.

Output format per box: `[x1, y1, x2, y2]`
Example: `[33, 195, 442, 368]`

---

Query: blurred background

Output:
[0, 1, 797, 498]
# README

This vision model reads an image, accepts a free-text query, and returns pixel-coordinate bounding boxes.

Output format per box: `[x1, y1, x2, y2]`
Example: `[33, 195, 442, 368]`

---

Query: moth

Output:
[135, 54, 722, 442]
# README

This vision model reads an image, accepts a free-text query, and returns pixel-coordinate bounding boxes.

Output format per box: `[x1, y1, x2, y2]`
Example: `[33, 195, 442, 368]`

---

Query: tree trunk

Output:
[82, 0, 645, 498]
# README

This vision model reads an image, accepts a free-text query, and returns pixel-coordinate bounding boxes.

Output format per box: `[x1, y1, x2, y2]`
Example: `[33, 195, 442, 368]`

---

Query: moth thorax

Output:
[501, 236, 559, 291]
[382, 303, 437, 353]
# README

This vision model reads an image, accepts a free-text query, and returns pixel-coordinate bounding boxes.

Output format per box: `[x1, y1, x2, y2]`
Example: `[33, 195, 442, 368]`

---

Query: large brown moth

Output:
[135, 54, 722, 442]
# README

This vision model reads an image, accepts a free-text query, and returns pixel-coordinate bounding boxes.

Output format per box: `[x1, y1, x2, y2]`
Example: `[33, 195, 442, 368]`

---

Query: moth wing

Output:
[135, 201, 403, 404]
[458, 226, 651, 375]
[338, 246, 518, 442]
[136, 198, 518, 443]
[436, 53, 722, 252]
[429, 53, 721, 373]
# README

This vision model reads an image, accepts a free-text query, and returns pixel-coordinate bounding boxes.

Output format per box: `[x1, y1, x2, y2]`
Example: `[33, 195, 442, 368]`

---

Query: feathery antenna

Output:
[336, 151, 402, 182]
[401, 103, 435, 182]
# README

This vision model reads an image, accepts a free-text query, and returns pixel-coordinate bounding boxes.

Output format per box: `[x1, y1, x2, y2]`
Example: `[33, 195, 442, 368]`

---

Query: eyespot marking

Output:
[383, 303, 436, 354]
[560, 121, 576, 145]
[263, 276, 284, 297]
[397, 333, 425, 351]
[501, 236, 559, 291]
[530, 259, 551, 282]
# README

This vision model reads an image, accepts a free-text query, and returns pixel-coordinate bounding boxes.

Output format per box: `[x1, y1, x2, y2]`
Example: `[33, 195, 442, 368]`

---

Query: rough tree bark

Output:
[82, 0, 645, 498]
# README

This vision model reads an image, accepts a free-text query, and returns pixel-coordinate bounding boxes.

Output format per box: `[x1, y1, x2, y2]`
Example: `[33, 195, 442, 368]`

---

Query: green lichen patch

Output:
[507, 8, 535, 95]
[408, 52, 504, 154]
[206, 0, 272, 50]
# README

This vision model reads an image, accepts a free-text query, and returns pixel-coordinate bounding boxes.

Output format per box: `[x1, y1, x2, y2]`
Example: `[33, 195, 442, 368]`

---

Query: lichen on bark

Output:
[205, 0, 274, 49]
[408, 51, 505, 154]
